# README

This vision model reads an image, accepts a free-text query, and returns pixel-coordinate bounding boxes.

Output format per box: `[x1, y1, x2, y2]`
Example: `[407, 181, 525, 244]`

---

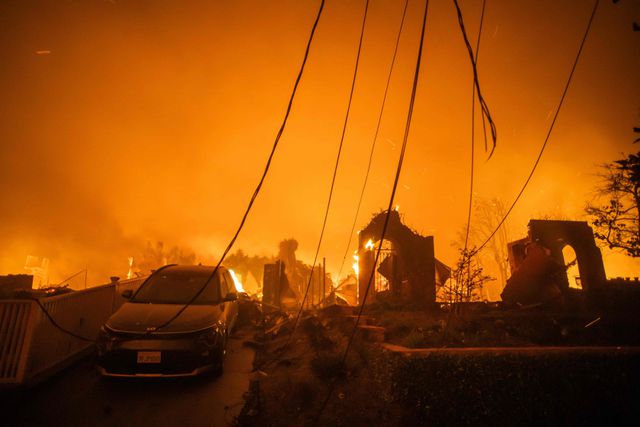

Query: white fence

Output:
[0, 276, 146, 386]
[0, 301, 33, 382]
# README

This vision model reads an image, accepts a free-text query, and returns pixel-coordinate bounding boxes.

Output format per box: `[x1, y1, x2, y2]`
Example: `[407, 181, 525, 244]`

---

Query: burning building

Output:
[356, 210, 449, 308]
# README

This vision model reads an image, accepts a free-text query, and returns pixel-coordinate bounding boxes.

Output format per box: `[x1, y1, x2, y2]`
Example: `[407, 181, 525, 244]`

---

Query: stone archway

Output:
[527, 220, 607, 296]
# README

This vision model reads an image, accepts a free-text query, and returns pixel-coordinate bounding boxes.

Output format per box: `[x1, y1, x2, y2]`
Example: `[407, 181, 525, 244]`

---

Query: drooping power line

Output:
[34, 0, 328, 340]
[335, 0, 410, 284]
[462, 0, 488, 252]
[313, 0, 432, 424]
[152, 0, 328, 333]
[452, 0, 497, 159]
[472, 0, 600, 256]
[290, 0, 372, 339]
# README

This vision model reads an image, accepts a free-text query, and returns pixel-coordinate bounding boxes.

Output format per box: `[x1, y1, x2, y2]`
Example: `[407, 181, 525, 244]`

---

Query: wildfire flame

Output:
[228, 269, 245, 293]
[127, 256, 134, 279]
[352, 254, 359, 276]
[365, 239, 375, 250]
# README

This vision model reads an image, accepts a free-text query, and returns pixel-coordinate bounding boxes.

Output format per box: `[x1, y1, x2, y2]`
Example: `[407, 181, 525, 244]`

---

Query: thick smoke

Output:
[1, 0, 638, 288]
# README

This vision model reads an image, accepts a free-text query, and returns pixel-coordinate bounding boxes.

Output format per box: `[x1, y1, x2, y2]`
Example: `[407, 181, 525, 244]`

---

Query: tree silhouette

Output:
[586, 151, 640, 257]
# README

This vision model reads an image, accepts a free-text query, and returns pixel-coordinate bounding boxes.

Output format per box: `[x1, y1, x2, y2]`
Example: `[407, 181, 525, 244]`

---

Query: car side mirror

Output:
[121, 289, 133, 299]
[224, 292, 238, 302]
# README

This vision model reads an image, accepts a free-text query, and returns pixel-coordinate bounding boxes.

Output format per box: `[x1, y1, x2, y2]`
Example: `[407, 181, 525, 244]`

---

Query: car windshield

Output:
[131, 267, 220, 305]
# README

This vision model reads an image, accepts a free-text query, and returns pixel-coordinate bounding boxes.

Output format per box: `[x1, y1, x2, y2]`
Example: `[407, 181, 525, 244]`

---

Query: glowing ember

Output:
[228, 269, 245, 293]
[365, 239, 375, 250]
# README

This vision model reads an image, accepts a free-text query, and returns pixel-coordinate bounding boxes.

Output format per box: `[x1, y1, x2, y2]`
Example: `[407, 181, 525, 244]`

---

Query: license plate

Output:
[137, 351, 161, 364]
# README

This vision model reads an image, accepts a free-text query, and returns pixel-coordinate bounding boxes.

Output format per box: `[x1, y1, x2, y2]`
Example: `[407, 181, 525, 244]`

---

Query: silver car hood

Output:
[106, 302, 223, 333]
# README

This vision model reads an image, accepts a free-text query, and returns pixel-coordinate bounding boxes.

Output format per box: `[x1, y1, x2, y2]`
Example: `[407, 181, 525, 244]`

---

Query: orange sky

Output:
[0, 0, 638, 288]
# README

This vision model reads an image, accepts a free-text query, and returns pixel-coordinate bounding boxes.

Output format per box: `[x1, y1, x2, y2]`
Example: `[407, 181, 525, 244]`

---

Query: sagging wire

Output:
[313, 0, 431, 424]
[151, 0, 327, 334]
[472, 0, 600, 257]
[31, 268, 97, 343]
[34, 0, 327, 342]
[462, 0, 488, 252]
[335, 0, 410, 284]
[289, 0, 371, 341]
[448, 0, 488, 345]
[452, 0, 497, 159]
[32, 298, 96, 342]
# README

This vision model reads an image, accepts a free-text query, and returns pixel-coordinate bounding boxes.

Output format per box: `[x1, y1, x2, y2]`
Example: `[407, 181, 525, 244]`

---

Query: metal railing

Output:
[0, 301, 34, 383]
[0, 276, 146, 386]
[25, 284, 115, 383]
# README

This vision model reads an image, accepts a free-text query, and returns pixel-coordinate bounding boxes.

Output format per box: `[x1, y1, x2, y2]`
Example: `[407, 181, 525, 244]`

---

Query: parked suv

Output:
[97, 264, 239, 377]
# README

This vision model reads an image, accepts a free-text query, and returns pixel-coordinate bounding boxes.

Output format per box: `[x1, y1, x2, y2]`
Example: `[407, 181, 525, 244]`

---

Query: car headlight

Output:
[196, 327, 221, 347]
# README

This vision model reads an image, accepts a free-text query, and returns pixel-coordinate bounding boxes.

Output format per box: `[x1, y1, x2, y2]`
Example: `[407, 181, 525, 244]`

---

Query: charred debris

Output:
[259, 214, 639, 319]
[239, 215, 639, 404]
[235, 213, 640, 426]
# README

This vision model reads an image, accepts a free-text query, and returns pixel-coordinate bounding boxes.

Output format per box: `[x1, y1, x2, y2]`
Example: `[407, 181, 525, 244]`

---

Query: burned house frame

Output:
[356, 211, 448, 308]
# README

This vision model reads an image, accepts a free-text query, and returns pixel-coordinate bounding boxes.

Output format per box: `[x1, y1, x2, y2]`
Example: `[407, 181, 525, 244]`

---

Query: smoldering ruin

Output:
[1, 0, 640, 426]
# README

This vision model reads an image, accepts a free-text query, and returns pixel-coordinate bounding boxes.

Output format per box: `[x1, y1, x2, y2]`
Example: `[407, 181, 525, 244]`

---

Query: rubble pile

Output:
[236, 305, 397, 427]
[236, 302, 640, 426]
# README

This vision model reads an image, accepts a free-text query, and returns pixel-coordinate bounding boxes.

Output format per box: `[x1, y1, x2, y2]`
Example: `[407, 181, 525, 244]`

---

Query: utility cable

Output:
[448, 0, 487, 340]
[289, 0, 371, 339]
[33, 0, 327, 342]
[481, 94, 489, 153]
[32, 298, 96, 342]
[472, 0, 599, 256]
[452, 0, 497, 158]
[31, 268, 98, 342]
[313, 0, 431, 424]
[335, 0, 410, 284]
[151, 0, 326, 333]
[462, 0, 487, 251]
